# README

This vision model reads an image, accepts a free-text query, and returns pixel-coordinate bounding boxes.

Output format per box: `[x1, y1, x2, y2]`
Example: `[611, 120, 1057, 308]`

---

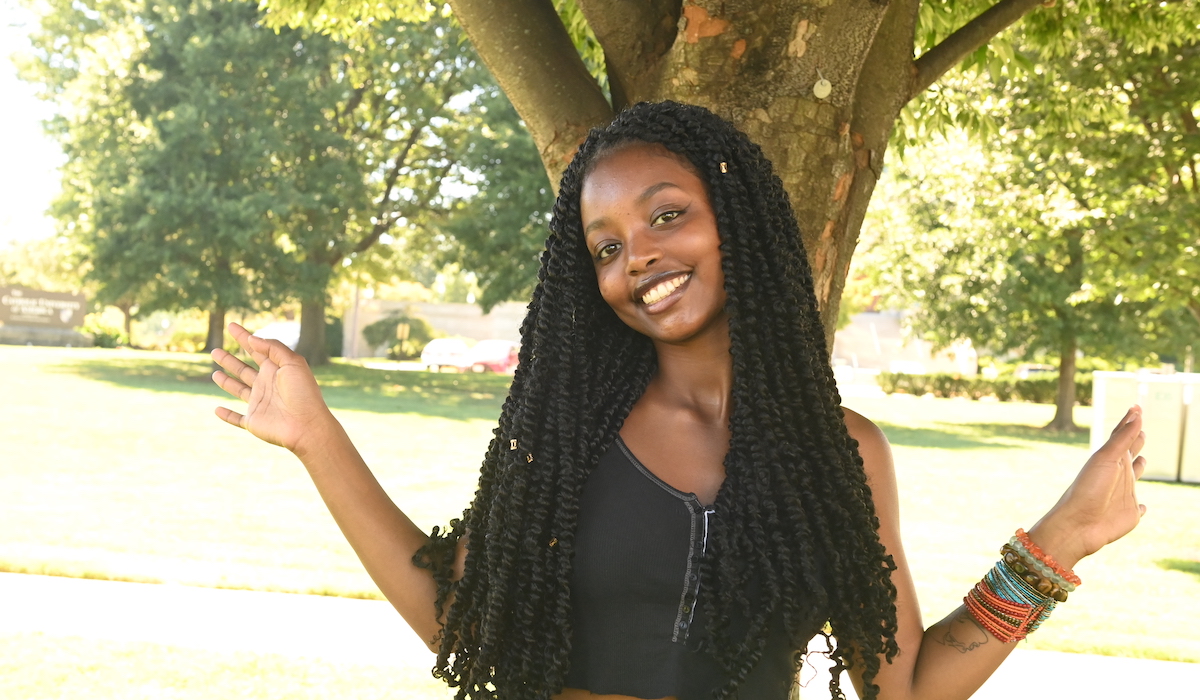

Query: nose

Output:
[624, 227, 661, 275]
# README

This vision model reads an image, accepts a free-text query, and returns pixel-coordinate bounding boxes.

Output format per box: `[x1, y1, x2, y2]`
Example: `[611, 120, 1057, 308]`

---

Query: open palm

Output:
[1034, 407, 1147, 565]
[211, 322, 332, 453]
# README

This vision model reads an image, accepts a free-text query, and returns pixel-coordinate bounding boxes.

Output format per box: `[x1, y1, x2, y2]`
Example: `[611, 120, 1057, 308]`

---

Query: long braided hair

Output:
[416, 101, 898, 700]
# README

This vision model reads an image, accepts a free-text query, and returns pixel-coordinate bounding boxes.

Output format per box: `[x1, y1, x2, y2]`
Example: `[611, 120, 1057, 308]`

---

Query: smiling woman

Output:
[210, 102, 1149, 700]
[582, 143, 728, 349]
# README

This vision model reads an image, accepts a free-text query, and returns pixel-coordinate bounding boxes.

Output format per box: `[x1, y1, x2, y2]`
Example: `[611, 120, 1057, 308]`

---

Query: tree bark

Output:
[1046, 331, 1080, 432]
[446, 0, 614, 184]
[296, 297, 329, 367]
[204, 305, 226, 353]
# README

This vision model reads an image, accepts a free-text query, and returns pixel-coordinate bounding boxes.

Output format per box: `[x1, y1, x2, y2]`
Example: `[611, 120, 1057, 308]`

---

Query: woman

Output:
[211, 102, 1147, 700]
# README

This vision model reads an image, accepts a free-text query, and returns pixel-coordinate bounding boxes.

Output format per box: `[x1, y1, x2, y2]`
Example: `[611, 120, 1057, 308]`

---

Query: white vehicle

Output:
[420, 338, 472, 372]
[252, 321, 301, 351]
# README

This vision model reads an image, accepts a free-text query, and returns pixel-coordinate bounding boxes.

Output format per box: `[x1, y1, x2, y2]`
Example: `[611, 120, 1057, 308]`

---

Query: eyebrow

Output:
[583, 181, 683, 237]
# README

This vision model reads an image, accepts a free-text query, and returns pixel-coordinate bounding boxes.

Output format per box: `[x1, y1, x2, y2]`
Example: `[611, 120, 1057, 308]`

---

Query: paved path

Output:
[2, 572, 1196, 699]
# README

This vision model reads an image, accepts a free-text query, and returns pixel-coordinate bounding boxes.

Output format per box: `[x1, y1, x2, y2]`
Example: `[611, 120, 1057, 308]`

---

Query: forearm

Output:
[900, 524, 1080, 700]
[294, 414, 442, 649]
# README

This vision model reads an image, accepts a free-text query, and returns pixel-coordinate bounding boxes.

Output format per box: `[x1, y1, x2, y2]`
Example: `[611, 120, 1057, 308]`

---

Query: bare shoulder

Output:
[841, 407, 892, 469]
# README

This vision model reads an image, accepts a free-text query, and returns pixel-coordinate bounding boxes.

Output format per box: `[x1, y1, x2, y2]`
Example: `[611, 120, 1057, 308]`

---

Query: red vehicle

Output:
[467, 339, 520, 374]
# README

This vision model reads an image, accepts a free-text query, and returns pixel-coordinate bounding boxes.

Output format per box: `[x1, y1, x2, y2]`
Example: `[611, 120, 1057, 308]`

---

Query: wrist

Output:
[1026, 516, 1086, 571]
[291, 410, 345, 463]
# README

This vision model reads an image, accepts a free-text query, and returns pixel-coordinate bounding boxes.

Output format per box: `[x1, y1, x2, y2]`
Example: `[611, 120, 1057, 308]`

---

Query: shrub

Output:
[168, 330, 206, 353]
[876, 372, 900, 394]
[326, 317, 343, 359]
[81, 318, 128, 348]
[362, 313, 438, 360]
[874, 371, 1092, 406]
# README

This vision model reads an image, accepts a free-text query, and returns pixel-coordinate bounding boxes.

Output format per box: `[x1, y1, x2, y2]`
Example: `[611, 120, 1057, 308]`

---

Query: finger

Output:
[1108, 405, 1137, 437]
[1129, 430, 1146, 461]
[211, 369, 252, 403]
[214, 405, 247, 429]
[212, 347, 259, 386]
[253, 335, 301, 368]
[1132, 454, 1147, 480]
[1104, 406, 1142, 451]
[229, 322, 295, 369]
[228, 322, 270, 367]
[1139, 503, 1148, 517]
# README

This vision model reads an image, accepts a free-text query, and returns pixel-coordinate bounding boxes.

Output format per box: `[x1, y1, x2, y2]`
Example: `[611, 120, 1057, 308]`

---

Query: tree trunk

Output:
[296, 298, 329, 367]
[115, 300, 135, 345]
[1046, 332, 1080, 432]
[204, 305, 226, 353]
[1047, 227, 1084, 432]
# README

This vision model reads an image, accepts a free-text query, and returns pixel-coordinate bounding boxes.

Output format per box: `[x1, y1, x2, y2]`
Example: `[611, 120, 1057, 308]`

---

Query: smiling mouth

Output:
[639, 273, 691, 306]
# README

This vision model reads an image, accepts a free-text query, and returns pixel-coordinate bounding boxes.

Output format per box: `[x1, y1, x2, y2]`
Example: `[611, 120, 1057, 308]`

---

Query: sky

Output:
[0, 3, 66, 246]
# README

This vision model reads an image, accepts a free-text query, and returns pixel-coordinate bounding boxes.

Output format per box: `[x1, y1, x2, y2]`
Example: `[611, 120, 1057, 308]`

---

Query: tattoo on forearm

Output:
[936, 611, 990, 654]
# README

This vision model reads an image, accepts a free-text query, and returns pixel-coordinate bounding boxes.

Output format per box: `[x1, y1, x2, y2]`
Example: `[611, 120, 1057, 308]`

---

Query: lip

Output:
[634, 271, 692, 312]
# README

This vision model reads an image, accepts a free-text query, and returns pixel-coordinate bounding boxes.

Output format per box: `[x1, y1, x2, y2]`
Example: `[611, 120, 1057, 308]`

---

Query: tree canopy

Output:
[861, 17, 1198, 428]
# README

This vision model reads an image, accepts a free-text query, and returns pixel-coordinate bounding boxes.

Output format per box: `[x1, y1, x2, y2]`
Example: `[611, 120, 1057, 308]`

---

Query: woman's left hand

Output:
[1029, 406, 1147, 569]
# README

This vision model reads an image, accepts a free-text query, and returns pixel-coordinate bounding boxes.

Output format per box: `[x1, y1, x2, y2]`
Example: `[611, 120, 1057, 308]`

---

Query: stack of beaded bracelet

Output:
[1013, 528, 1081, 591]
[963, 529, 1082, 643]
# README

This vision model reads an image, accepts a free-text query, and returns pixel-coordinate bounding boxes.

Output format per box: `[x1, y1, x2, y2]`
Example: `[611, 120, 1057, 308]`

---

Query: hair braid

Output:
[415, 101, 897, 700]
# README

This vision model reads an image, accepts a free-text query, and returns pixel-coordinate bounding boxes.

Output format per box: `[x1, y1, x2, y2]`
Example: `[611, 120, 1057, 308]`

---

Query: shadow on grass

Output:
[945, 422, 1090, 446]
[874, 421, 1089, 450]
[48, 354, 510, 422]
[1157, 559, 1200, 580]
[873, 422, 1011, 450]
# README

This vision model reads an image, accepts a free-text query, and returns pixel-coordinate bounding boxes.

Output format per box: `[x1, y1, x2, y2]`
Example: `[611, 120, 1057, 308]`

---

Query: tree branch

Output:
[577, 0, 680, 105]
[353, 74, 462, 255]
[910, 0, 1044, 99]
[447, 0, 613, 187]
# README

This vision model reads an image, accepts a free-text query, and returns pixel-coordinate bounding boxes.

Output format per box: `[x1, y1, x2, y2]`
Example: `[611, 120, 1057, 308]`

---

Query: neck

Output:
[648, 319, 733, 426]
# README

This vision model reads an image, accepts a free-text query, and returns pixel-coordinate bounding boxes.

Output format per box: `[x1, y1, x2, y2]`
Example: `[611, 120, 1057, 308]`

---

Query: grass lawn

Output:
[0, 632, 449, 700]
[2, 345, 1198, 697]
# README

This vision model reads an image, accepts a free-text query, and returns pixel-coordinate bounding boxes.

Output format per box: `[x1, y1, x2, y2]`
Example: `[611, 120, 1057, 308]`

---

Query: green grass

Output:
[0, 632, 448, 700]
[2, 346, 1199, 698]
[842, 394, 1200, 663]
[0, 345, 506, 599]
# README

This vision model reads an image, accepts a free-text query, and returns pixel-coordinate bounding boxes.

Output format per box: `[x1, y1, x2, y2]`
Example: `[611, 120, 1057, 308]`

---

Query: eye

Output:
[652, 209, 683, 226]
[594, 242, 620, 261]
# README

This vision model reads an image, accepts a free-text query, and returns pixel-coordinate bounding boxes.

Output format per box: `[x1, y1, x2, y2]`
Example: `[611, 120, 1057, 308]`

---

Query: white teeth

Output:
[641, 274, 690, 305]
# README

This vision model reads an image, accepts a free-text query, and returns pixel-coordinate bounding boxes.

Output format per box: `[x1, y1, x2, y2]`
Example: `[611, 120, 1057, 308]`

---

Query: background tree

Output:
[424, 86, 555, 311]
[273, 11, 492, 364]
[22, 0, 355, 352]
[20, 0, 162, 341]
[23, 0, 540, 365]
[260, 0, 1200, 343]
[876, 16, 1198, 429]
[868, 139, 1149, 430]
[0, 236, 83, 293]
[125, 0, 357, 351]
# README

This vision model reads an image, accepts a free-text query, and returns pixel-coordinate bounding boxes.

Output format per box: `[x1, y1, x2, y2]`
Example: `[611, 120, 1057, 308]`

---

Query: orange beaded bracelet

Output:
[1015, 528, 1082, 587]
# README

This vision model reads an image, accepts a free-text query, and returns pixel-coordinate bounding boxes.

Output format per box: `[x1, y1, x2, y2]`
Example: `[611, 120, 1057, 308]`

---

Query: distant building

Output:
[832, 310, 977, 376]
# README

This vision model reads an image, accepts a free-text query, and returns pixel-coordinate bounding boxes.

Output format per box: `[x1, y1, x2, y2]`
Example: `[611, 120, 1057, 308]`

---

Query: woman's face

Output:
[580, 143, 728, 346]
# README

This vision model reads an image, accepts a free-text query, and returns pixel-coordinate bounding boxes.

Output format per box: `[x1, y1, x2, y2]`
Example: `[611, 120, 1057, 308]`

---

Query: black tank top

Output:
[565, 437, 802, 699]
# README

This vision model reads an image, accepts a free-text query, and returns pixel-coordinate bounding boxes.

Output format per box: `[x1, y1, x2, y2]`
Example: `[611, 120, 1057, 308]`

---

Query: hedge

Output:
[875, 372, 1092, 406]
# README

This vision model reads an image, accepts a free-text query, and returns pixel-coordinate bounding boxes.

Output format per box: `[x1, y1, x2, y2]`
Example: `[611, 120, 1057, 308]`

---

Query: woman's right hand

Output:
[211, 322, 333, 454]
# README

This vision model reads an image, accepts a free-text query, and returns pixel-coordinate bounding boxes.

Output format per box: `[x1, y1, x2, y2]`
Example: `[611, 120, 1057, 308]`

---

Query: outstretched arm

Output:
[211, 322, 446, 650]
[842, 406, 1146, 700]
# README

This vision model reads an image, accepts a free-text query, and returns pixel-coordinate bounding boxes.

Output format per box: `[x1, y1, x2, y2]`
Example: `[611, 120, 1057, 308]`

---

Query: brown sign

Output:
[0, 286, 88, 328]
